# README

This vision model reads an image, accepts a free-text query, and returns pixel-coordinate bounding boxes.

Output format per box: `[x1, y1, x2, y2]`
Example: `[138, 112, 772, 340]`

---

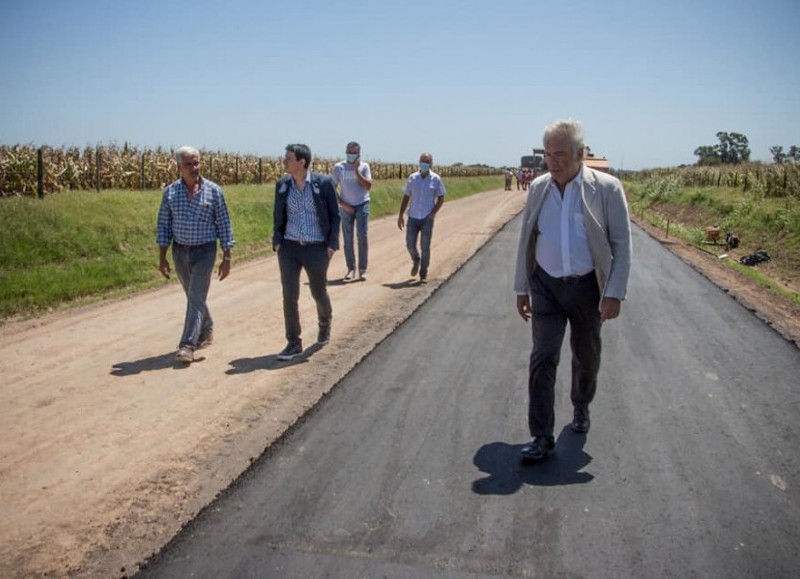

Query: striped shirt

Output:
[284, 171, 324, 243]
[156, 177, 235, 249]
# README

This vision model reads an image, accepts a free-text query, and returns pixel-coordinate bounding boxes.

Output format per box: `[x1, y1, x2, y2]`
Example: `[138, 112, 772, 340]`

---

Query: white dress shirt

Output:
[535, 172, 595, 278]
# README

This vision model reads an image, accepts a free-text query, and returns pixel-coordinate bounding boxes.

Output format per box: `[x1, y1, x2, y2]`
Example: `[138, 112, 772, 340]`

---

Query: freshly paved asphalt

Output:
[136, 218, 800, 579]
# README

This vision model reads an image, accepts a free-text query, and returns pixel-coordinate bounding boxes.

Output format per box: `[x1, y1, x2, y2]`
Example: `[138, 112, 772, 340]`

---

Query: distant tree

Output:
[789, 145, 800, 163]
[694, 132, 750, 165]
[694, 145, 721, 166]
[715, 131, 750, 164]
[770, 145, 786, 164]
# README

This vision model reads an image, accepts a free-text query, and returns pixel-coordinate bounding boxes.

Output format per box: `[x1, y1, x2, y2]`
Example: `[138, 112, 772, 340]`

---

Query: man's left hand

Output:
[218, 259, 231, 281]
[599, 297, 621, 322]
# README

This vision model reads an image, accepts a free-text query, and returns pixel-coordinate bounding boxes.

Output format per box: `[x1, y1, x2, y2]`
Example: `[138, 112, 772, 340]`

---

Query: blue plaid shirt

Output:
[284, 172, 325, 243]
[156, 177, 235, 250]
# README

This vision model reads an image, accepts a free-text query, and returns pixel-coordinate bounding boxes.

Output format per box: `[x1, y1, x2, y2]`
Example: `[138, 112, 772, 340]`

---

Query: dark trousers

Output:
[528, 267, 602, 437]
[278, 240, 332, 346]
[172, 241, 216, 349]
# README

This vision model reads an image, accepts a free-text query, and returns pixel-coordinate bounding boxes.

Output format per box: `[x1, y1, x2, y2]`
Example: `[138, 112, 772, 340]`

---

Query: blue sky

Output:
[1, 0, 798, 170]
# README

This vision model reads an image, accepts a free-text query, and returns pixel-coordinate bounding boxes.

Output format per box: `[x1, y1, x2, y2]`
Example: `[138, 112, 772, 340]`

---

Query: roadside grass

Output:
[625, 178, 800, 306]
[0, 176, 502, 320]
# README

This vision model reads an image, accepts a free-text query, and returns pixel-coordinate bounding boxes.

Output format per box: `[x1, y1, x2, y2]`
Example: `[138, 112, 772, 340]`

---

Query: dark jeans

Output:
[278, 240, 332, 346]
[405, 215, 434, 277]
[172, 241, 216, 349]
[527, 267, 602, 437]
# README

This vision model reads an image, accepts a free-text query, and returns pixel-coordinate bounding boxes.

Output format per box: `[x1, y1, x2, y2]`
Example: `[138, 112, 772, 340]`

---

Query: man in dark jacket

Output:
[272, 144, 340, 360]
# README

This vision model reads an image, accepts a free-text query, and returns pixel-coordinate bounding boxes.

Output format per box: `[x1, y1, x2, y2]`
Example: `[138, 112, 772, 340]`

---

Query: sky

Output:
[1, 0, 798, 171]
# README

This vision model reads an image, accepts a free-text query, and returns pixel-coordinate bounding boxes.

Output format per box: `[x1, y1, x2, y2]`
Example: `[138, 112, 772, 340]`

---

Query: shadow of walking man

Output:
[110, 353, 182, 376]
[471, 426, 594, 495]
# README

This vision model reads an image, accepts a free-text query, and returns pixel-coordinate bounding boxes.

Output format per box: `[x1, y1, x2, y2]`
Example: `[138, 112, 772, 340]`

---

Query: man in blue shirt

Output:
[397, 152, 446, 283]
[156, 146, 235, 364]
[273, 144, 340, 360]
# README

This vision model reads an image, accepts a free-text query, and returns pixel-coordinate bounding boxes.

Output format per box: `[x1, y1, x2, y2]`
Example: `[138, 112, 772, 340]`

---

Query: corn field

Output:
[0, 143, 501, 197]
[622, 162, 800, 199]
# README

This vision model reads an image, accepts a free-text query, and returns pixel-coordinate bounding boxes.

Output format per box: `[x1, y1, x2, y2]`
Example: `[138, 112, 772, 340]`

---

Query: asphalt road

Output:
[135, 218, 800, 579]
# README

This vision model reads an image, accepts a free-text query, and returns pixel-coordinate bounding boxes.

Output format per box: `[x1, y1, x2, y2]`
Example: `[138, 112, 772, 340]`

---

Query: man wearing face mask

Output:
[331, 141, 372, 282]
[397, 152, 446, 283]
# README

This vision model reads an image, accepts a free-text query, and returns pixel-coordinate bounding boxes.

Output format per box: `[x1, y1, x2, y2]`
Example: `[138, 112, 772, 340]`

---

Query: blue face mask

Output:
[419, 162, 431, 173]
[346, 153, 359, 163]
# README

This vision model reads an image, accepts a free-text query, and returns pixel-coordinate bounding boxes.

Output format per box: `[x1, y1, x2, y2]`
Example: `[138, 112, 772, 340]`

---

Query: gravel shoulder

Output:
[0, 187, 527, 578]
[631, 216, 800, 349]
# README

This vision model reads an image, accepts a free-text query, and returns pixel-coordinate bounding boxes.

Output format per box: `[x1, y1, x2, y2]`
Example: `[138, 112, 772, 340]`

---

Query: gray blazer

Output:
[513, 165, 632, 302]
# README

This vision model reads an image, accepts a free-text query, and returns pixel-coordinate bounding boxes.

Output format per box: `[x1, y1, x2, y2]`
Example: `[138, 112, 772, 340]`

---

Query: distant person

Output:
[156, 146, 235, 364]
[397, 152, 446, 283]
[331, 141, 372, 282]
[504, 169, 513, 191]
[273, 144, 340, 360]
[513, 119, 632, 461]
[515, 168, 521, 190]
[522, 167, 533, 190]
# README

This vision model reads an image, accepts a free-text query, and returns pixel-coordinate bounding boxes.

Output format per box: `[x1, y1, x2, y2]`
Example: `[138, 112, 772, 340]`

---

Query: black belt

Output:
[286, 239, 324, 246]
[539, 268, 595, 284]
[556, 272, 595, 284]
[173, 241, 215, 249]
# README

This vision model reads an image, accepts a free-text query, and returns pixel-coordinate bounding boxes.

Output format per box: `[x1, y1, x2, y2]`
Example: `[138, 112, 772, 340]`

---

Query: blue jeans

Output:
[340, 201, 369, 273]
[278, 240, 332, 346]
[405, 215, 434, 278]
[172, 241, 216, 349]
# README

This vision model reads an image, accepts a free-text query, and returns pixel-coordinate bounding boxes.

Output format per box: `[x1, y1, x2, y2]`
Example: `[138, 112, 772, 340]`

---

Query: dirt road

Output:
[0, 187, 527, 578]
[2, 185, 798, 578]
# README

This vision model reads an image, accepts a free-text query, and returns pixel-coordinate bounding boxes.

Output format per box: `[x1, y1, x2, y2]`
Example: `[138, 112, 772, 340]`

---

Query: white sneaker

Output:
[359, 270, 367, 281]
[343, 270, 355, 282]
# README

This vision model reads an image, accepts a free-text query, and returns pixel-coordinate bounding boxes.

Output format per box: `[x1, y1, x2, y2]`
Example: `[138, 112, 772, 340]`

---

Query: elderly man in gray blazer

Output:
[513, 118, 632, 462]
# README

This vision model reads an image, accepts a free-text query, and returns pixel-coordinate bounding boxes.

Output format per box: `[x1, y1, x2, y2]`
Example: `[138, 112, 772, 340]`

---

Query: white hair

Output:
[175, 145, 200, 163]
[543, 119, 585, 158]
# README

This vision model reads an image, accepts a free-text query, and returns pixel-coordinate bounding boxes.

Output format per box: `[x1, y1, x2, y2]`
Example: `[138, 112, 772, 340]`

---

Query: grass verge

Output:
[0, 176, 502, 321]
[624, 178, 800, 306]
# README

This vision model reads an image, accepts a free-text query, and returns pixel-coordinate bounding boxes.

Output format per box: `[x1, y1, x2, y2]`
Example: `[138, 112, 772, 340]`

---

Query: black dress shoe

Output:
[520, 435, 555, 461]
[571, 407, 590, 433]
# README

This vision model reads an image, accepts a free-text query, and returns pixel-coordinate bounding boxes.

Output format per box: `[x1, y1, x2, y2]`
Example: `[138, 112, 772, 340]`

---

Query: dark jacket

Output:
[272, 172, 341, 250]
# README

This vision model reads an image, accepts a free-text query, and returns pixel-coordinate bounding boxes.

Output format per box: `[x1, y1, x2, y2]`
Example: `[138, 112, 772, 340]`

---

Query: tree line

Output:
[694, 131, 799, 166]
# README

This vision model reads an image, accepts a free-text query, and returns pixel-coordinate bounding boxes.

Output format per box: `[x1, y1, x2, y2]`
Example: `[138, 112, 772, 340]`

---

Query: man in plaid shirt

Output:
[157, 146, 235, 364]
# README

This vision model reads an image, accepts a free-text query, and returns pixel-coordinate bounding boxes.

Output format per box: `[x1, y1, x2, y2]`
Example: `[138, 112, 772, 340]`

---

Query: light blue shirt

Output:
[402, 170, 446, 219]
[535, 169, 594, 278]
[284, 170, 324, 243]
[332, 161, 371, 205]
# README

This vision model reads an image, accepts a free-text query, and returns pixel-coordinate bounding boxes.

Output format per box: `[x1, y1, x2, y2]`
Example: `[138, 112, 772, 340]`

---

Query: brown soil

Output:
[632, 214, 800, 348]
[0, 188, 527, 578]
[1, 188, 797, 579]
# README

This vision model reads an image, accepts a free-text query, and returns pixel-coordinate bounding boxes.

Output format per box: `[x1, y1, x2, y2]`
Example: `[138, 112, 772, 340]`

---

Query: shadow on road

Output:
[110, 353, 187, 376]
[382, 280, 425, 290]
[225, 343, 323, 374]
[471, 426, 594, 495]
